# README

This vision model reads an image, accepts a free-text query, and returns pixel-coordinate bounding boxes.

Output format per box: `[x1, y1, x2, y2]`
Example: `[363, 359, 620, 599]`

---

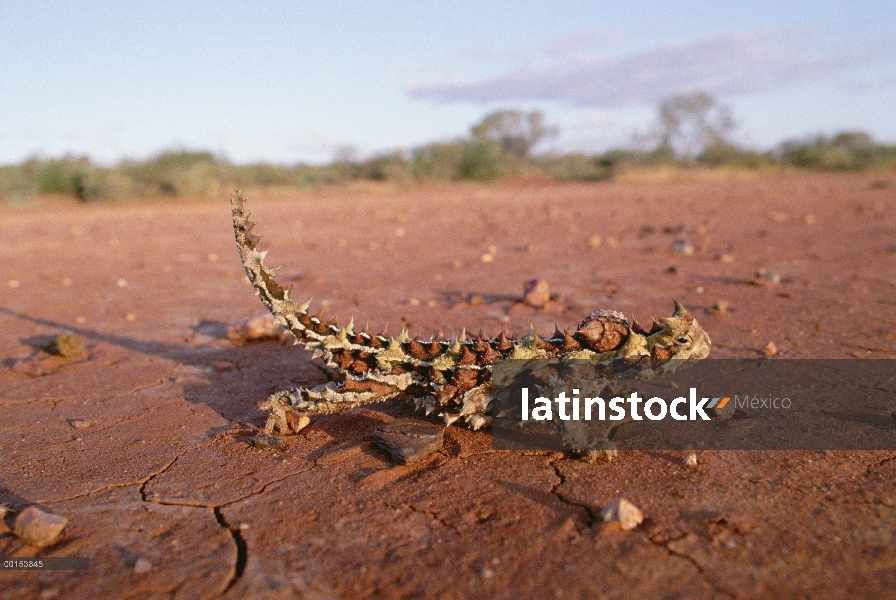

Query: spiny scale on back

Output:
[230, 192, 712, 435]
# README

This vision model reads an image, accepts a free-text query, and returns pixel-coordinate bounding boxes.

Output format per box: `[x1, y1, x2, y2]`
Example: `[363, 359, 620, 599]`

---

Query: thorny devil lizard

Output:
[230, 191, 712, 439]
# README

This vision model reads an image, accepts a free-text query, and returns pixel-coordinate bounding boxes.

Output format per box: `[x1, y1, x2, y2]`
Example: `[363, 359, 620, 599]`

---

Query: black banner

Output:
[491, 359, 896, 450]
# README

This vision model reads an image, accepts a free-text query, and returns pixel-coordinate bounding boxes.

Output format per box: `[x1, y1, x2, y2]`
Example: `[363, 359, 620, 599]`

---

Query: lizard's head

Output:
[652, 301, 711, 361]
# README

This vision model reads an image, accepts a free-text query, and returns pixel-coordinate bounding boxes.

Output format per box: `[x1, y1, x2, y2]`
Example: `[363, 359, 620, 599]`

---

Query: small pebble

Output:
[886, 244, 896, 253]
[716, 253, 735, 263]
[13, 506, 68, 548]
[117, 278, 128, 288]
[468, 294, 486, 306]
[684, 453, 698, 467]
[8, 279, 20, 288]
[0, 504, 9, 519]
[587, 235, 602, 248]
[803, 214, 816, 224]
[754, 269, 781, 285]
[10, 357, 44, 377]
[372, 420, 444, 465]
[227, 314, 285, 343]
[133, 558, 153, 574]
[212, 361, 234, 372]
[764, 341, 779, 357]
[709, 397, 735, 420]
[600, 498, 643, 531]
[409, 297, 421, 306]
[44, 333, 84, 358]
[68, 419, 90, 429]
[671, 241, 694, 255]
[522, 279, 551, 308]
[480, 253, 495, 263]
[249, 434, 285, 451]
[712, 300, 730, 314]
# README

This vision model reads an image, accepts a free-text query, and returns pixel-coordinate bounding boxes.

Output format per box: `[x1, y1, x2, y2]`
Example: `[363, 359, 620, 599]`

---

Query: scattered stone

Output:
[133, 558, 153, 574]
[10, 357, 44, 377]
[13, 506, 68, 548]
[601, 498, 643, 531]
[803, 214, 817, 224]
[409, 297, 421, 306]
[248, 434, 285, 451]
[886, 244, 896, 253]
[67, 419, 90, 429]
[44, 332, 84, 358]
[372, 420, 444, 465]
[0, 504, 9, 519]
[8, 279, 20, 288]
[716, 253, 735, 263]
[671, 240, 695, 255]
[712, 300, 730, 314]
[227, 314, 285, 343]
[764, 341, 779, 357]
[684, 453, 698, 467]
[480, 253, 495, 263]
[708, 397, 735, 420]
[468, 294, 487, 306]
[694, 286, 704, 294]
[212, 361, 234, 372]
[522, 279, 551, 308]
[605, 237, 619, 248]
[754, 269, 782, 286]
[587, 235, 602, 248]
[665, 266, 678, 275]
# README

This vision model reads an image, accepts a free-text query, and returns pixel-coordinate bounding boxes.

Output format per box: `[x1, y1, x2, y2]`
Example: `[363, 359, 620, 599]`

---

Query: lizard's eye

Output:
[676, 337, 689, 345]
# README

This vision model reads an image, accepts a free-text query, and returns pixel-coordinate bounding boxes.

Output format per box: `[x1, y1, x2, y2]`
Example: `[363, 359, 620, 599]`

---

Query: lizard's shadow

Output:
[1, 307, 419, 440]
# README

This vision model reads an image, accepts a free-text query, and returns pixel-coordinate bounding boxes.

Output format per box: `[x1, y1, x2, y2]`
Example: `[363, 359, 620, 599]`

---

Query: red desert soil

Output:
[1, 172, 895, 598]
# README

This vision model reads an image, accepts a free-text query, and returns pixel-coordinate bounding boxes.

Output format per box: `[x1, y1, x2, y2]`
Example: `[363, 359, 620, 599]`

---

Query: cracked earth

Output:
[2, 172, 895, 598]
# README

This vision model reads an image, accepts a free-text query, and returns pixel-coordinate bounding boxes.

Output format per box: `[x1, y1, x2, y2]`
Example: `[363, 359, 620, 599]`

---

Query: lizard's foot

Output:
[260, 390, 311, 435]
[577, 441, 618, 463]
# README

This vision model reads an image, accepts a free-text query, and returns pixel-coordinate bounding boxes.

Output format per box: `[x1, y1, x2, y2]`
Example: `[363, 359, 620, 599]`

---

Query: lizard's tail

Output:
[231, 191, 338, 367]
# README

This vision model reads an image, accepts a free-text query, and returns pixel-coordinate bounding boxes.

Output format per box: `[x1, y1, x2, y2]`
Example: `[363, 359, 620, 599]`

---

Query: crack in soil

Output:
[213, 506, 248, 594]
[548, 456, 735, 597]
[548, 458, 597, 528]
[659, 540, 737, 599]
[37, 448, 191, 504]
[139, 462, 317, 596]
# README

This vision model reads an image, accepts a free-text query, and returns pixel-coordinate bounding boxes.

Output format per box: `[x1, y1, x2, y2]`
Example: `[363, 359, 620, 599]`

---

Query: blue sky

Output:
[1, 1, 894, 164]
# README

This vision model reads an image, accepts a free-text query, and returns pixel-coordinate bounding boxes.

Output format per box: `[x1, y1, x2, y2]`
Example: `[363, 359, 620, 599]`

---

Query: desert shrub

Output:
[35, 156, 107, 200]
[776, 131, 896, 171]
[410, 141, 466, 181]
[457, 138, 511, 181]
[129, 150, 233, 196]
[362, 151, 412, 182]
[698, 142, 768, 168]
[535, 153, 612, 181]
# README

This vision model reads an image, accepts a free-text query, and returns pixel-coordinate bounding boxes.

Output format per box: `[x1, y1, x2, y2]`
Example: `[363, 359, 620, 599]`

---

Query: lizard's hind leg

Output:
[260, 379, 405, 434]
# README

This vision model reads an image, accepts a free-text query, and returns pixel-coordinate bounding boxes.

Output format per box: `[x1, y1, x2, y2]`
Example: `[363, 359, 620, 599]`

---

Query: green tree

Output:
[655, 92, 735, 160]
[471, 110, 558, 158]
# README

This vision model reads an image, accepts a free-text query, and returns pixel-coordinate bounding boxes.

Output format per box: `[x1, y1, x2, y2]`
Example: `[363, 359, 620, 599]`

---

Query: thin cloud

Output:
[408, 29, 895, 107]
[545, 27, 628, 56]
